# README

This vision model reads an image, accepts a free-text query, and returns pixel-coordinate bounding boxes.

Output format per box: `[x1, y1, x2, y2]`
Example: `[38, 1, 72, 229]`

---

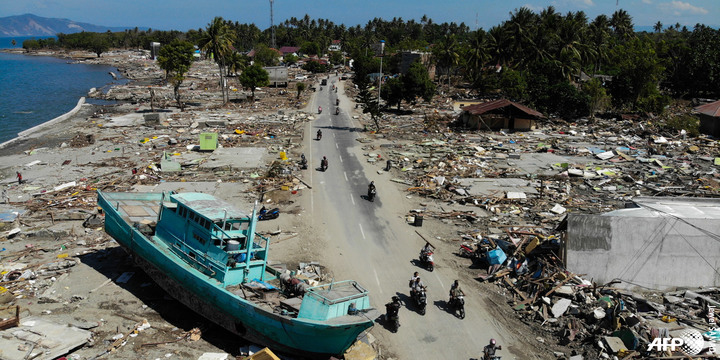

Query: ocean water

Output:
[0, 38, 126, 144]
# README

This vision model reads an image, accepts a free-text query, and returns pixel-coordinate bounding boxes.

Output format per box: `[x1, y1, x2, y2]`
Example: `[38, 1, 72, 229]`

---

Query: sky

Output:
[2, 0, 718, 33]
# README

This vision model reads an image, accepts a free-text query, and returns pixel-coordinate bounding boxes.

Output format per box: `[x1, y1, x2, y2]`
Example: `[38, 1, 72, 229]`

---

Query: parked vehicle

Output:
[258, 206, 279, 220]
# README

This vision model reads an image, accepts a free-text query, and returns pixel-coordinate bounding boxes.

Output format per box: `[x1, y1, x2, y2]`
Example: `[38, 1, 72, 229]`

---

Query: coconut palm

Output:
[432, 33, 460, 88]
[463, 30, 490, 90]
[654, 21, 663, 33]
[610, 9, 634, 40]
[199, 17, 236, 103]
[505, 7, 538, 68]
[589, 15, 611, 75]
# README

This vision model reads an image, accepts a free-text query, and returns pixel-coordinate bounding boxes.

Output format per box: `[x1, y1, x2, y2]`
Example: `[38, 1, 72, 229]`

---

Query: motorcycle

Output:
[318, 106, 322, 114]
[449, 295, 465, 319]
[413, 287, 428, 315]
[299, 157, 308, 170]
[335, 107, 340, 115]
[336, 98, 340, 106]
[419, 250, 434, 272]
[258, 206, 280, 220]
[316, 131, 322, 141]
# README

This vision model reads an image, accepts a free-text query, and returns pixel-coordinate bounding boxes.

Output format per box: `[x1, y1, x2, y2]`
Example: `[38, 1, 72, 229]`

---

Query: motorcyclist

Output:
[411, 277, 426, 299]
[409, 271, 419, 297]
[318, 106, 322, 113]
[317, 129, 322, 140]
[450, 280, 465, 303]
[385, 296, 401, 330]
[336, 98, 340, 106]
[321, 156, 328, 171]
[483, 339, 502, 360]
[368, 181, 376, 199]
[335, 107, 340, 115]
[420, 242, 433, 261]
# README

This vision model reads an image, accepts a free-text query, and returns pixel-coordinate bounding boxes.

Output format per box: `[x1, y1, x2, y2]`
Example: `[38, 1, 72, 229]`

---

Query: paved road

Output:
[305, 76, 514, 359]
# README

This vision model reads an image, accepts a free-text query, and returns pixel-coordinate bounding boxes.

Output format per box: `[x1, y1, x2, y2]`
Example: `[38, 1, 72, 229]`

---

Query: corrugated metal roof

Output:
[695, 100, 720, 117]
[171, 193, 249, 221]
[461, 99, 544, 118]
[603, 197, 720, 219]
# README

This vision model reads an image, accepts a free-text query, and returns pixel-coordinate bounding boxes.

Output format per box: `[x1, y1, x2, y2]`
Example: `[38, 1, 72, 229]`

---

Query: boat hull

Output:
[97, 192, 373, 357]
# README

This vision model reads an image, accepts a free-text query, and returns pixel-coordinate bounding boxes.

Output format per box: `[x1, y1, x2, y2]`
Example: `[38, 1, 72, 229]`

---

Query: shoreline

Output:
[0, 97, 87, 150]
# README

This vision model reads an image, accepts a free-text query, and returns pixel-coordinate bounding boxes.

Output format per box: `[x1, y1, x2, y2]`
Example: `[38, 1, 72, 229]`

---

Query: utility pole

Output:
[269, 0, 276, 49]
[377, 40, 385, 108]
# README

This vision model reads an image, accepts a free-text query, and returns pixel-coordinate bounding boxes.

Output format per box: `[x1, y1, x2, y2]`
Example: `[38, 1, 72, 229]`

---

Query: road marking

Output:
[373, 269, 382, 291]
[435, 273, 445, 289]
[335, 142, 339, 149]
[350, 194, 355, 205]
[339, 155, 343, 163]
[358, 223, 366, 239]
[344, 172, 348, 181]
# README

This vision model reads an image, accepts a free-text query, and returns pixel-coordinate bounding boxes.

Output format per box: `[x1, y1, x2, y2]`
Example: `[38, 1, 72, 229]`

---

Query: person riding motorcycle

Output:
[385, 296, 401, 331]
[483, 339, 502, 360]
[316, 129, 322, 140]
[321, 156, 328, 171]
[300, 154, 308, 169]
[411, 277, 425, 298]
[368, 181, 377, 201]
[420, 242, 433, 261]
[450, 280, 465, 303]
[336, 98, 340, 106]
[335, 107, 340, 115]
[409, 271, 419, 297]
[318, 106, 322, 113]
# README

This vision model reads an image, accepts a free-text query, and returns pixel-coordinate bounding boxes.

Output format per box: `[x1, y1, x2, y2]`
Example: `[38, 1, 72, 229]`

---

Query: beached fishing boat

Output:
[97, 190, 377, 356]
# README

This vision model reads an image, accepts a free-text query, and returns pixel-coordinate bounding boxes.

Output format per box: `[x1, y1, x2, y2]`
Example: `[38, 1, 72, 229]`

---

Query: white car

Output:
[294, 75, 308, 80]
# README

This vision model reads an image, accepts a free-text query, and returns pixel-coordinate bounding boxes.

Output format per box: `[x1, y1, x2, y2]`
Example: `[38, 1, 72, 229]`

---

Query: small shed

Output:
[459, 99, 544, 131]
[199, 132, 218, 151]
[696, 100, 720, 138]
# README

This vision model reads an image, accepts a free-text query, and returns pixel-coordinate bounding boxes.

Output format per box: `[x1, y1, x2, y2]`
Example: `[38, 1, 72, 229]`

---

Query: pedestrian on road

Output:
[16, 172, 22, 185]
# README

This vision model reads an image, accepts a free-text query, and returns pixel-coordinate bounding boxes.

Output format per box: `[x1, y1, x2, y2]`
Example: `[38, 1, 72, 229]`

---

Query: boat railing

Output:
[171, 242, 218, 277]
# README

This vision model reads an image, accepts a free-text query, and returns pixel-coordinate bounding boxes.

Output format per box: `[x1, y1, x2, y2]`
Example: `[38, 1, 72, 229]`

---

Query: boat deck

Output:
[102, 193, 163, 224]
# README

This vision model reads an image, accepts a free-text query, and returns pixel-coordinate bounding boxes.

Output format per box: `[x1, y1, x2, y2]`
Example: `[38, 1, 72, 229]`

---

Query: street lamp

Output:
[377, 40, 385, 108]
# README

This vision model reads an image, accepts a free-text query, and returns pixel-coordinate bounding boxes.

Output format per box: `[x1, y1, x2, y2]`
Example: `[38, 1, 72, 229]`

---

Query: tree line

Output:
[20, 7, 720, 120]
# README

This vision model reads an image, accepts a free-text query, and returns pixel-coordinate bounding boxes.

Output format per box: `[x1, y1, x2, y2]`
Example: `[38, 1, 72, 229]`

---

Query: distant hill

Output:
[0, 14, 139, 37]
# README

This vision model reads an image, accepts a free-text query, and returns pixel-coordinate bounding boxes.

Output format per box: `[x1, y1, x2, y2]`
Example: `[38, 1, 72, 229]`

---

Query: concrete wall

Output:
[567, 213, 720, 290]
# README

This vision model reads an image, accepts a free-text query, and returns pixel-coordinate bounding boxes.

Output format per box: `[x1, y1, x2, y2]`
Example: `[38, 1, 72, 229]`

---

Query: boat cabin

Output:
[156, 193, 269, 286]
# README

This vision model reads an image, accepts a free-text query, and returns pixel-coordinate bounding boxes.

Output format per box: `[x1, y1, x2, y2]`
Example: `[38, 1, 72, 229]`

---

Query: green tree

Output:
[253, 44, 279, 66]
[88, 33, 110, 57]
[381, 77, 404, 109]
[227, 52, 248, 76]
[11, 39, 16, 47]
[610, 9, 634, 40]
[432, 34, 460, 88]
[329, 51, 344, 65]
[284, 53, 299, 65]
[300, 41, 321, 56]
[157, 39, 195, 111]
[302, 60, 329, 73]
[199, 17, 236, 103]
[402, 60, 435, 104]
[654, 21, 663, 33]
[238, 64, 269, 101]
[607, 36, 667, 112]
[296, 82, 306, 99]
[499, 69, 527, 101]
[582, 78, 611, 117]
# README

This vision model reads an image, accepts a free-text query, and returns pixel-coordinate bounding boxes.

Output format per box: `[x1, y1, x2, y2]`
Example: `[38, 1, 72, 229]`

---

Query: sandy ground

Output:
[0, 52, 561, 360]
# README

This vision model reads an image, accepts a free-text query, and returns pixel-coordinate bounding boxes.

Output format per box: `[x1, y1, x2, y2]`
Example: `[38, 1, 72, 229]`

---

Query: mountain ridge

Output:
[0, 13, 139, 37]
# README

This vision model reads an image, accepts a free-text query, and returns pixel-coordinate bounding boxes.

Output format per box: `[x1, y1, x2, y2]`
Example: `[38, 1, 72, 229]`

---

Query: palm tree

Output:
[432, 34, 460, 88]
[227, 52, 248, 76]
[199, 17, 236, 103]
[589, 15, 611, 75]
[463, 30, 490, 90]
[610, 9, 634, 40]
[505, 7, 538, 68]
[654, 21, 663, 33]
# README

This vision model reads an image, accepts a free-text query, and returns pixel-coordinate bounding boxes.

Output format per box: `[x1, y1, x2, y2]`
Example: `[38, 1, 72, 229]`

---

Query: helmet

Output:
[392, 296, 400, 302]
[490, 339, 496, 345]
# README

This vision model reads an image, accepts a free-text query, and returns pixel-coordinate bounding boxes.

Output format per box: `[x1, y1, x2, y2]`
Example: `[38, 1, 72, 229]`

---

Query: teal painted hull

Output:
[97, 191, 374, 357]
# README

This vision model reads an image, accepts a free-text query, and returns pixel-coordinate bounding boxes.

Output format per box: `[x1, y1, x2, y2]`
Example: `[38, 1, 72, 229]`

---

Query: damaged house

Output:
[458, 99, 544, 131]
[566, 197, 720, 290]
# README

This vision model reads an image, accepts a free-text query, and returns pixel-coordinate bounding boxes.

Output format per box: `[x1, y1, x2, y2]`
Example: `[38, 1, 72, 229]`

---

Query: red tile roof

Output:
[279, 46, 300, 54]
[695, 100, 720, 117]
[461, 99, 544, 118]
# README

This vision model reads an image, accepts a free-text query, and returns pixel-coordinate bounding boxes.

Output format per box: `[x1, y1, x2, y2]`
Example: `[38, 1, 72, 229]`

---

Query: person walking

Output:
[16, 172, 22, 185]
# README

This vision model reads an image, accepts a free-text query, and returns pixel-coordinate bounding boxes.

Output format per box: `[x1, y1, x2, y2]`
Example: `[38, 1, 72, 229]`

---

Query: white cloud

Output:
[660, 1, 709, 15]
[642, 0, 652, 4]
